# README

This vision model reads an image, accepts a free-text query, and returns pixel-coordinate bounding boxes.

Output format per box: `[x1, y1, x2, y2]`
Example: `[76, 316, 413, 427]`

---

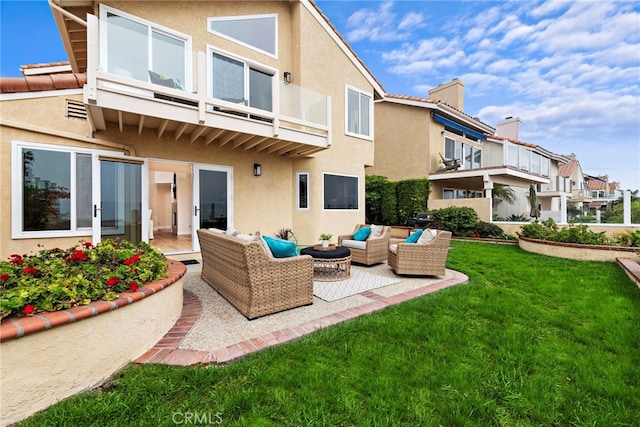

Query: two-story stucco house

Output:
[370, 79, 558, 222]
[0, 0, 385, 259]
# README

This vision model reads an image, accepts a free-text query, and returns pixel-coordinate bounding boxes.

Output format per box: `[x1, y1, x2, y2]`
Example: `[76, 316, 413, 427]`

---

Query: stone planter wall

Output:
[518, 236, 640, 262]
[0, 260, 186, 426]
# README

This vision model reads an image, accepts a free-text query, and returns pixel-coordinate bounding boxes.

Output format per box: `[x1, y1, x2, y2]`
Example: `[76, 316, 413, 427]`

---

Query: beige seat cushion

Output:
[341, 239, 367, 250]
[389, 243, 398, 254]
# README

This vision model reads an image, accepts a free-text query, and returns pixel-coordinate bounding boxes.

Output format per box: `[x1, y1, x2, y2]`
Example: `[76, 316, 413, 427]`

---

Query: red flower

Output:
[22, 304, 35, 315]
[9, 254, 24, 265]
[83, 242, 93, 248]
[22, 266, 39, 276]
[0, 273, 9, 282]
[70, 250, 88, 262]
[129, 282, 139, 292]
[123, 254, 140, 266]
[107, 277, 120, 287]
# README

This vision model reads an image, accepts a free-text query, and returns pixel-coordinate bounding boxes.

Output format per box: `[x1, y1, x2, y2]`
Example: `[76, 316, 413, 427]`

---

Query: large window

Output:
[211, 51, 273, 112]
[102, 6, 191, 89]
[208, 14, 277, 57]
[324, 174, 358, 210]
[345, 86, 372, 139]
[297, 173, 309, 210]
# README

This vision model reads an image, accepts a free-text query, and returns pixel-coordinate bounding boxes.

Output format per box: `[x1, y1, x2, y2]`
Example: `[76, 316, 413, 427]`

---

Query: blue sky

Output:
[1, 0, 639, 190]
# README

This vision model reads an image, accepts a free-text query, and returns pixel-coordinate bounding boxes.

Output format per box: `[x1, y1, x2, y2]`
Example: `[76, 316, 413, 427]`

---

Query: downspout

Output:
[48, 0, 87, 27]
[1, 119, 136, 156]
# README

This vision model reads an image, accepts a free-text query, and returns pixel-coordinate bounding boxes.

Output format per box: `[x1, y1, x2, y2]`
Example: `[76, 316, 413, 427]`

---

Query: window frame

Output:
[297, 172, 310, 210]
[208, 13, 278, 58]
[344, 85, 373, 140]
[208, 47, 276, 112]
[444, 137, 481, 170]
[323, 173, 359, 211]
[100, 5, 192, 91]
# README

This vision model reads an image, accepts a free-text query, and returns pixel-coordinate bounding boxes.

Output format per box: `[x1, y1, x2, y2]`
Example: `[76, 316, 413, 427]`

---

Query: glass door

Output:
[92, 156, 147, 244]
[192, 165, 233, 252]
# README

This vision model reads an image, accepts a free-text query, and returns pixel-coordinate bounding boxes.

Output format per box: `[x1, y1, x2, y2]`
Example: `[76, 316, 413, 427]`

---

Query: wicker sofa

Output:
[338, 224, 391, 265]
[196, 229, 314, 319]
[387, 230, 452, 276]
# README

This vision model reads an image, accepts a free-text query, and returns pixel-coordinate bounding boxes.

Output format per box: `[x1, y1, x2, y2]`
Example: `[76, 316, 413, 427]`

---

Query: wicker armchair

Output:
[197, 229, 314, 319]
[388, 230, 452, 276]
[338, 224, 391, 265]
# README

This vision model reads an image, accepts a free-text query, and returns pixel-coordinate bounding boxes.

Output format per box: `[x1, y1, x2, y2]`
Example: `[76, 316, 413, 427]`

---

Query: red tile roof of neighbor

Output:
[558, 159, 579, 178]
[1, 61, 86, 94]
[589, 178, 606, 191]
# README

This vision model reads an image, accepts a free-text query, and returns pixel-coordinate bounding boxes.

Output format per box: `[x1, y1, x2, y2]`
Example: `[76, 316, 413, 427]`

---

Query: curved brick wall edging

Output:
[0, 259, 187, 342]
[518, 236, 640, 262]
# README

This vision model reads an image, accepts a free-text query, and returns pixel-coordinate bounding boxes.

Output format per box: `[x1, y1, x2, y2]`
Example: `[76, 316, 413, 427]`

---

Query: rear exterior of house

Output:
[0, 0, 384, 259]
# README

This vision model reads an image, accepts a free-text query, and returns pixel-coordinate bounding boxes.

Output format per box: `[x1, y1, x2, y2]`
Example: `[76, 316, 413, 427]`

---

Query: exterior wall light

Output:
[254, 163, 262, 176]
[283, 71, 291, 85]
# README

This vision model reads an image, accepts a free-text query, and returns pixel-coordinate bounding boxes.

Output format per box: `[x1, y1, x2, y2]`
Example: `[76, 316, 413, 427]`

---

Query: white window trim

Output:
[297, 172, 310, 210]
[11, 141, 130, 239]
[207, 46, 277, 104]
[100, 5, 193, 91]
[344, 85, 373, 141]
[208, 13, 278, 58]
[322, 172, 360, 211]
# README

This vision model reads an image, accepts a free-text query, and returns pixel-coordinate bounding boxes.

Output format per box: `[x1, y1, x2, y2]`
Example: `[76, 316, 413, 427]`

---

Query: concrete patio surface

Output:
[135, 261, 468, 366]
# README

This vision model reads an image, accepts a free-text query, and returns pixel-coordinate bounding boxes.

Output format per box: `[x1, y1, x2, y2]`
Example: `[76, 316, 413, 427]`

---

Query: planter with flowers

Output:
[0, 240, 186, 426]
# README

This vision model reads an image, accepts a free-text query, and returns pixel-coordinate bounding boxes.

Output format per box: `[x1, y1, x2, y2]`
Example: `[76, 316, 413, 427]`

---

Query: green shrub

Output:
[519, 218, 558, 240]
[473, 221, 509, 239]
[430, 207, 478, 236]
[395, 179, 430, 226]
[381, 181, 398, 225]
[365, 175, 388, 224]
[0, 240, 168, 319]
[518, 219, 638, 247]
[612, 230, 640, 247]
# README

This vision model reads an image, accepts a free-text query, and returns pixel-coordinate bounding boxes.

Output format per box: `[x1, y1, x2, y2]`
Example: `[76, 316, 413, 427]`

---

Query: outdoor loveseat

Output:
[388, 229, 452, 276]
[338, 224, 391, 265]
[197, 228, 314, 319]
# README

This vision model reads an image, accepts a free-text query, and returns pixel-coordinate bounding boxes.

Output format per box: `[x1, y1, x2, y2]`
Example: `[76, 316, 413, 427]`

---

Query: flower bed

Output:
[0, 260, 186, 426]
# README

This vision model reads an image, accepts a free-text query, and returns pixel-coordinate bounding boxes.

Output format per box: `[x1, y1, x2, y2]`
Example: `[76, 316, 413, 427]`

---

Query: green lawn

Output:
[18, 241, 640, 426]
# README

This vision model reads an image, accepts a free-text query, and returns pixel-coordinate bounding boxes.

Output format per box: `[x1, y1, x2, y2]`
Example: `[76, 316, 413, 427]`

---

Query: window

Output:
[211, 51, 274, 112]
[443, 188, 483, 199]
[12, 142, 96, 237]
[297, 173, 309, 210]
[445, 137, 481, 169]
[345, 86, 372, 139]
[101, 6, 191, 89]
[208, 14, 277, 57]
[324, 174, 358, 210]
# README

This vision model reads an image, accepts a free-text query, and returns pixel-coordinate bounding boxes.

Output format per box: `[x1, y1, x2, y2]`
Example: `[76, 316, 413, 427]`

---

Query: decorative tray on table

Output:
[312, 244, 336, 251]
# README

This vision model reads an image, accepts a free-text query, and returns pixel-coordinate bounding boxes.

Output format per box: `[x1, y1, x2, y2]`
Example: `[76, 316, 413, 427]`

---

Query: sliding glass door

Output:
[192, 165, 233, 251]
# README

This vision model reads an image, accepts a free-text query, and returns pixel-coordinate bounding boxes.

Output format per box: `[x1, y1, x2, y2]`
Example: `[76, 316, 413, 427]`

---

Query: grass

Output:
[17, 241, 640, 426]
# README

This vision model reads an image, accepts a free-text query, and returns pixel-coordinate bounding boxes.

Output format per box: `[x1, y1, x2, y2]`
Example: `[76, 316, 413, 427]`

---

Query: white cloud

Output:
[344, 0, 426, 42]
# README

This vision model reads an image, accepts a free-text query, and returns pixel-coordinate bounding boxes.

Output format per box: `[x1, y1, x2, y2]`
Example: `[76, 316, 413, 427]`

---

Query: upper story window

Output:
[210, 50, 274, 113]
[345, 86, 372, 139]
[505, 141, 550, 177]
[101, 5, 191, 90]
[208, 14, 277, 58]
[445, 137, 481, 170]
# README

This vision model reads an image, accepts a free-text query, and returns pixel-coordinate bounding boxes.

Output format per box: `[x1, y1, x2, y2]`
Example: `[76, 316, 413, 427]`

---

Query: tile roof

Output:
[0, 72, 86, 94]
[558, 159, 578, 178]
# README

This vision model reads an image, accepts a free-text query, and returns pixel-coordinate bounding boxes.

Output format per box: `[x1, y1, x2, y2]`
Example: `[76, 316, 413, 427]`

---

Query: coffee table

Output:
[299, 246, 351, 281]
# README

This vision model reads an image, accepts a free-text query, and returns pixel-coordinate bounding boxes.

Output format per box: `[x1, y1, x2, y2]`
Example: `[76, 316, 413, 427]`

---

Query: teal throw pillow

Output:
[405, 229, 424, 243]
[353, 227, 372, 241]
[262, 236, 297, 258]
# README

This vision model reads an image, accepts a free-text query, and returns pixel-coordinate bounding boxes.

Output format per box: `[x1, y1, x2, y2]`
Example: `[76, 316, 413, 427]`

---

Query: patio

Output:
[135, 261, 468, 366]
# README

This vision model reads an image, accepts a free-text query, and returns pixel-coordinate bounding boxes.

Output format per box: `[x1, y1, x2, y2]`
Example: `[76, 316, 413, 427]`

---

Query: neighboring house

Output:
[557, 154, 593, 218]
[588, 175, 622, 213]
[371, 80, 552, 222]
[0, 0, 384, 260]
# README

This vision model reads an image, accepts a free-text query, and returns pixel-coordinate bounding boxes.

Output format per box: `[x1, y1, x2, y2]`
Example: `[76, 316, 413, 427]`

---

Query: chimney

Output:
[428, 78, 464, 111]
[496, 116, 521, 140]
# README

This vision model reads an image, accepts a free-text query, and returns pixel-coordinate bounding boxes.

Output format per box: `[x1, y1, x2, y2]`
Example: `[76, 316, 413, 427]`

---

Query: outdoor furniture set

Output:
[197, 224, 451, 319]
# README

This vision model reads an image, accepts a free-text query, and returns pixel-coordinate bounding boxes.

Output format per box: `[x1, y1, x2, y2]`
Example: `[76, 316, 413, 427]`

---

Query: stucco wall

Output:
[0, 275, 184, 426]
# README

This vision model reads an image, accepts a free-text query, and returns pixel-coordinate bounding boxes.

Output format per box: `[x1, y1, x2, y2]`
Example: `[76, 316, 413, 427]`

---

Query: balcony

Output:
[83, 15, 331, 157]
